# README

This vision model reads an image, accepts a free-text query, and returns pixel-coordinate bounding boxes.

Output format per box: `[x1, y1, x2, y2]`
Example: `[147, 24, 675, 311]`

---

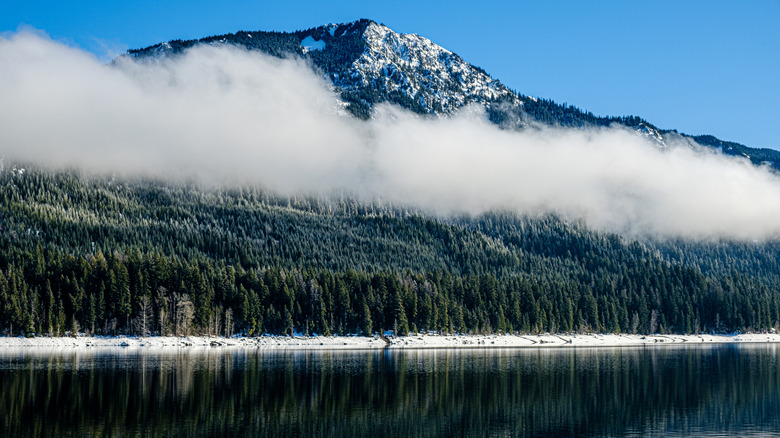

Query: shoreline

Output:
[2, 333, 780, 350]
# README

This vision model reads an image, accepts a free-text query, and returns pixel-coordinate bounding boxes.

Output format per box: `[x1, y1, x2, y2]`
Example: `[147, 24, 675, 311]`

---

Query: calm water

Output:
[1, 344, 780, 437]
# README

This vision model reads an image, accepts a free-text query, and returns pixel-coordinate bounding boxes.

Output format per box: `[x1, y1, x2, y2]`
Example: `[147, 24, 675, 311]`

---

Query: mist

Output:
[2, 30, 780, 241]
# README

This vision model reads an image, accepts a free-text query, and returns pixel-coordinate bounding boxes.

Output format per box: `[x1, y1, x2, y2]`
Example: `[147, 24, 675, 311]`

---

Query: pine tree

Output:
[361, 300, 372, 336]
[394, 293, 409, 336]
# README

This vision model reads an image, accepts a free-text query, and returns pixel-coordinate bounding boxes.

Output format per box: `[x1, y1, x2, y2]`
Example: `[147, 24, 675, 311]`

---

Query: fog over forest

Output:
[2, 30, 780, 240]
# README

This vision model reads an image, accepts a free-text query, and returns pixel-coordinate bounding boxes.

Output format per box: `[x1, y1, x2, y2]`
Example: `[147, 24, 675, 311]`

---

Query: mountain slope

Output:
[2, 21, 780, 339]
[2, 165, 780, 337]
[127, 19, 780, 167]
[128, 19, 519, 119]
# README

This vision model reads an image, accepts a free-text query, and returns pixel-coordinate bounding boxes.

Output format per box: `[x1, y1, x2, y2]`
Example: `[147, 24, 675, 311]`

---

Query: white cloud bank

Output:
[2, 30, 780, 241]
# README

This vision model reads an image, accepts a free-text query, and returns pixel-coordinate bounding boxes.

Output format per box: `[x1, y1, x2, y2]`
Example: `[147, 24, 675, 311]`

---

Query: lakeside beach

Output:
[2, 332, 779, 350]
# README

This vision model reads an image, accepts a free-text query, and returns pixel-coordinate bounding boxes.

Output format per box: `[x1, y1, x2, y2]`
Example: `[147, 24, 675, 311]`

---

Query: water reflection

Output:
[1, 345, 779, 437]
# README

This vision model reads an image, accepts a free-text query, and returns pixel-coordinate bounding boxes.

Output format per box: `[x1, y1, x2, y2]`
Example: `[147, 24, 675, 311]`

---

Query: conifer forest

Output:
[2, 164, 779, 338]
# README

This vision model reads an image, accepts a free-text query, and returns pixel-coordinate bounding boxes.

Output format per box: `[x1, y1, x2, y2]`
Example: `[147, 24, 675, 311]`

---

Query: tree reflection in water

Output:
[1, 344, 779, 437]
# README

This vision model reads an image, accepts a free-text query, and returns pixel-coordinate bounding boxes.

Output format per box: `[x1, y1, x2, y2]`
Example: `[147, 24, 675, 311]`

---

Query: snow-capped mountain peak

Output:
[342, 21, 519, 114]
[126, 19, 520, 118]
[123, 19, 779, 167]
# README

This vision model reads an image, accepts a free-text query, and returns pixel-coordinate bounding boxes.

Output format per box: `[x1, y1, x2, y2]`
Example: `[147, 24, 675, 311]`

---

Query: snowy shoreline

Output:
[2, 333, 780, 351]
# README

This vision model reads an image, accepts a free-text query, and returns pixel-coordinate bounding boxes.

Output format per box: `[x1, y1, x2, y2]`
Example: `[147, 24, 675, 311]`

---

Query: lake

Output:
[1, 344, 779, 437]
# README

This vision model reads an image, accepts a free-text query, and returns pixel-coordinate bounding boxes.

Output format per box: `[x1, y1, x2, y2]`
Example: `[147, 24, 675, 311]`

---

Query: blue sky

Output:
[3, 1, 778, 149]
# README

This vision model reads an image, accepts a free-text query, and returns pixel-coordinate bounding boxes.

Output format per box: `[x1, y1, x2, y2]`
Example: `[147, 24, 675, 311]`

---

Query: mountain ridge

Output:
[2, 20, 780, 338]
[126, 18, 780, 167]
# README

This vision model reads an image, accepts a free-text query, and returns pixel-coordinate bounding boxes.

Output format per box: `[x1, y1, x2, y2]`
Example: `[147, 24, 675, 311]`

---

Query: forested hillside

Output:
[2, 164, 779, 337]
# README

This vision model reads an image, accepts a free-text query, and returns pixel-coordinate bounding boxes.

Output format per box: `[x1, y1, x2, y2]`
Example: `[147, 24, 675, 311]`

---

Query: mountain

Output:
[127, 19, 780, 168]
[128, 19, 518, 119]
[1, 21, 780, 339]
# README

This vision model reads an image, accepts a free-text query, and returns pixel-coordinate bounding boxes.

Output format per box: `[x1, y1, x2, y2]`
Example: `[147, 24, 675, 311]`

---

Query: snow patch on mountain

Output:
[636, 122, 667, 148]
[334, 22, 522, 115]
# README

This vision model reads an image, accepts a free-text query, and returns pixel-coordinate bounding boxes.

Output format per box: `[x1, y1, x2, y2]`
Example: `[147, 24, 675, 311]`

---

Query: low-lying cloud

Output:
[2, 29, 780, 241]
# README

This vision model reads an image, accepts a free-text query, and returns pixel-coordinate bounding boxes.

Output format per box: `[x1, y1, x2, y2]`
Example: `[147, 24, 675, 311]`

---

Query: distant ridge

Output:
[127, 19, 780, 168]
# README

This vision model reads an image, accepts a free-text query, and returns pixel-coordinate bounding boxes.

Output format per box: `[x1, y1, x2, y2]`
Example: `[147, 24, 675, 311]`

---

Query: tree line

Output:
[1, 164, 780, 336]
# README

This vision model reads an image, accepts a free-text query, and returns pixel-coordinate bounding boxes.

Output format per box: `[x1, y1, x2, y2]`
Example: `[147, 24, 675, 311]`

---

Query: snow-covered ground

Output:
[0, 335, 386, 350]
[1, 333, 779, 350]
[384, 333, 780, 348]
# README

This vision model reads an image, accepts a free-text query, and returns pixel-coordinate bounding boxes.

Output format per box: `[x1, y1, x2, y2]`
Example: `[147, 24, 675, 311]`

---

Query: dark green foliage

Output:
[1, 164, 780, 337]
